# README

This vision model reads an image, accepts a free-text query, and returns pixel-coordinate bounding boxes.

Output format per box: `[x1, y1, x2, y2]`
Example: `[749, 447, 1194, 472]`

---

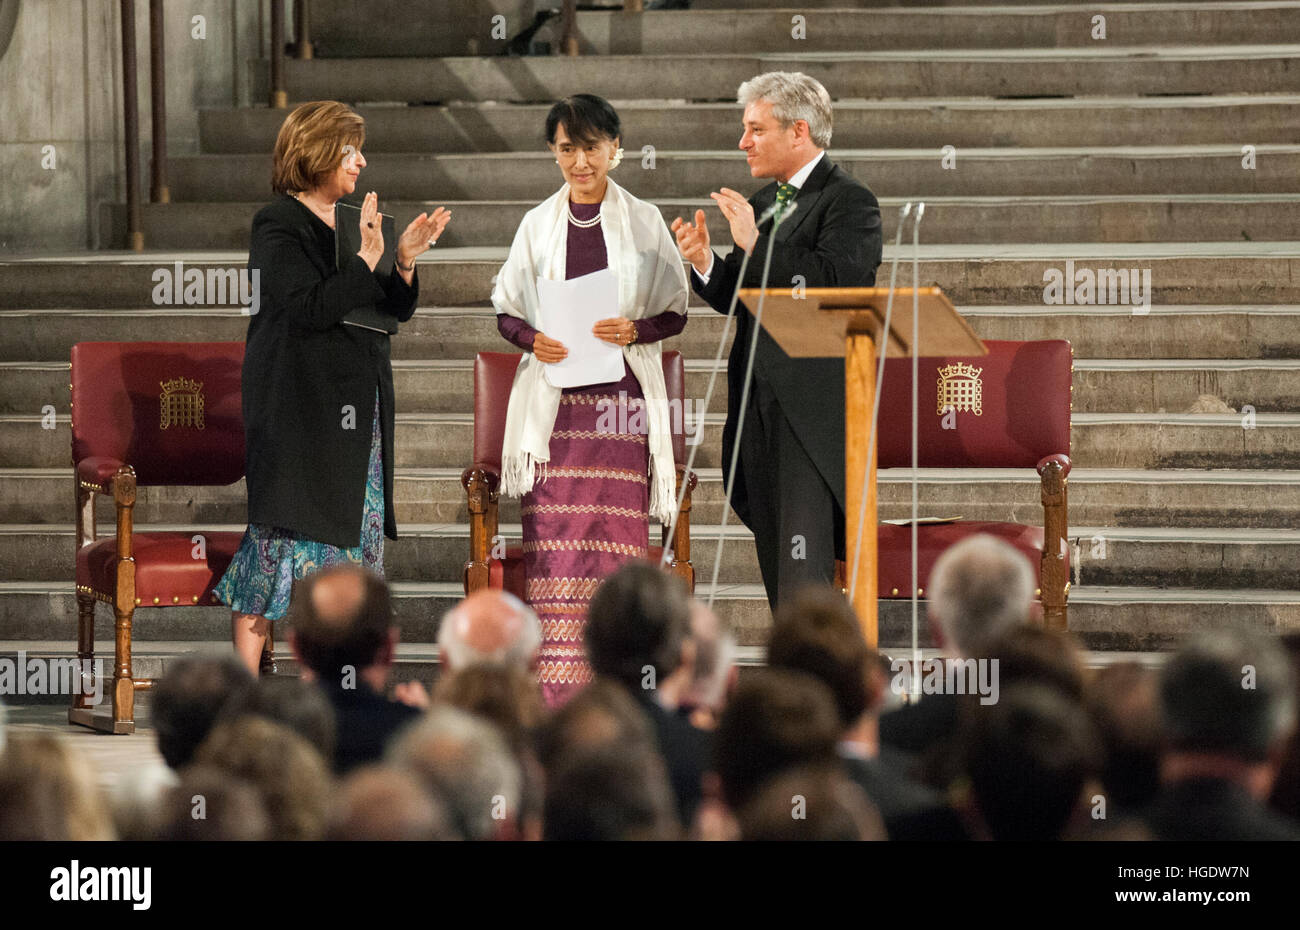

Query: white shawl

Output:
[491, 177, 689, 522]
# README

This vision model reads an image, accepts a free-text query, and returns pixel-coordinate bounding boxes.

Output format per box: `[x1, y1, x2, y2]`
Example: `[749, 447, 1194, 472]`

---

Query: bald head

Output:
[438, 590, 540, 671]
[310, 566, 367, 628]
[289, 564, 393, 680]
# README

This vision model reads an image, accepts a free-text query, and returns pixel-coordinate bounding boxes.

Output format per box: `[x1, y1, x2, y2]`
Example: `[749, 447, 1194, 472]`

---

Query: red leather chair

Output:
[71, 342, 249, 734]
[463, 351, 698, 597]
[867, 339, 1073, 629]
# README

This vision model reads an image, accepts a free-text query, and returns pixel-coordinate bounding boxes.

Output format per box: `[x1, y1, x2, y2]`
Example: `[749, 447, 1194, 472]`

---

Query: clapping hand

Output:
[709, 188, 758, 254]
[396, 206, 452, 271]
[357, 191, 384, 270]
[671, 209, 712, 275]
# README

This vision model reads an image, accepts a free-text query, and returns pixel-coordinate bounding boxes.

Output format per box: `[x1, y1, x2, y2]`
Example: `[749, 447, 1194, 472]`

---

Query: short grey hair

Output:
[1160, 630, 1297, 762]
[437, 591, 541, 671]
[737, 71, 833, 148]
[387, 706, 522, 840]
[928, 534, 1035, 657]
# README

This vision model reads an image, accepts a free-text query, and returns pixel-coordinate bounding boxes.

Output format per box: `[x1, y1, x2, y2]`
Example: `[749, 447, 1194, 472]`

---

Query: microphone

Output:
[757, 197, 798, 227]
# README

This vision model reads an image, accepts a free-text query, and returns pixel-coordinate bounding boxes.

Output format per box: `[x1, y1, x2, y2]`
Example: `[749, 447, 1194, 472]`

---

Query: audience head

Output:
[151, 654, 254, 769]
[438, 589, 541, 672]
[219, 675, 338, 764]
[961, 683, 1099, 841]
[436, 663, 545, 754]
[989, 625, 1088, 703]
[1159, 629, 1297, 779]
[387, 705, 522, 840]
[714, 669, 842, 810]
[536, 678, 657, 771]
[193, 716, 334, 840]
[768, 586, 879, 729]
[327, 765, 459, 841]
[0, 732, 114, 840]
[289, 564, 394, 684]
[152, 766, 271, 841]
[1086, 662, 1163, 810]
[585, 561, 692, 695]
[543, 743, 680, 841]
[739, 766, 886, 841]
[928, 534, 1036, 657]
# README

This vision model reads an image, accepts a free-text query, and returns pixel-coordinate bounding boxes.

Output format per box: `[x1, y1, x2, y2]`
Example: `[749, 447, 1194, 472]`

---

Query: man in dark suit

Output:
[1143, 630, 1300, 841]
[288, 564, 427, 774]
[583, 562, 712, 824]
[673, 71, 882, 608]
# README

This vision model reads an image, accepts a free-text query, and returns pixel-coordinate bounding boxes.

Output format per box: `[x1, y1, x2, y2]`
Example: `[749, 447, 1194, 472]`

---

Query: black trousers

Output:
[733, 370, 844, 609]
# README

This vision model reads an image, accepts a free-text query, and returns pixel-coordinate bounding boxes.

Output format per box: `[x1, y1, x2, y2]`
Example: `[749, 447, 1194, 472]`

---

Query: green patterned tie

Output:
[775, 182, 797, 208]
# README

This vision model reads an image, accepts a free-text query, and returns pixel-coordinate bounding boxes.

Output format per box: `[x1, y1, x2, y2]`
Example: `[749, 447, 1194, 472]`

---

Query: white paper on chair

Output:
[536, 267, 625, 389]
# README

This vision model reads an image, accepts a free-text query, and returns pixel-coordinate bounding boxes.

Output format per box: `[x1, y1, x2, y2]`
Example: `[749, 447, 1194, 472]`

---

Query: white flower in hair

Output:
[608, 146, 625, 170]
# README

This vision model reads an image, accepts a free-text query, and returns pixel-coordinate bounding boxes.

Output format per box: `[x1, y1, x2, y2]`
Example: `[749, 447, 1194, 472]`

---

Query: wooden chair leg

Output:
[110, 603, 136, 734]
[71, 593, 96, 710]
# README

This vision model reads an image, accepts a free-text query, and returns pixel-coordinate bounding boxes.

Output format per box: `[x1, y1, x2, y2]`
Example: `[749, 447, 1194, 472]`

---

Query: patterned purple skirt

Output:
[523, 364, 650, 707]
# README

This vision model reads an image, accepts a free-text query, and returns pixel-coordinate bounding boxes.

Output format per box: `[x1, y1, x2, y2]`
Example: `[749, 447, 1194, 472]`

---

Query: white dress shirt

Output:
[695, 149, 826, 284]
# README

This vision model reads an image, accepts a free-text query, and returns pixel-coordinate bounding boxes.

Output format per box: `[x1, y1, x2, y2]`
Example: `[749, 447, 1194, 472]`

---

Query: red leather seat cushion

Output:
[877, 522, 1062, 597]
[76, 531, 245, 606]
[488, 545, 670, 601]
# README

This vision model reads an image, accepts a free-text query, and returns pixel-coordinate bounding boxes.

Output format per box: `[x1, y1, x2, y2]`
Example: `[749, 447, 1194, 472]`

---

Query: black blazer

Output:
[243, 195, 419, 547]
[692, 156, 882, 521]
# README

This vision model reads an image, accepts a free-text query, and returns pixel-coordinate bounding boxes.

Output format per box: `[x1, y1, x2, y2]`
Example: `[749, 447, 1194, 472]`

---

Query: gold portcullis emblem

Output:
[937, 363, 983, 416]
[159, 377, 205, 429]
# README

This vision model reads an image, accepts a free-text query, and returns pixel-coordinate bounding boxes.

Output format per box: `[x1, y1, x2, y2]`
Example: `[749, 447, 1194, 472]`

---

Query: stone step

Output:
[262, 46, 1300, 103]
[5, 466, 1300, 529]
[313, 4, 1300, 57]
[5, 522, 1300, 591]
[10, 302, 1300, 363]
[161, 149, 1300, 202]
[197, 96, 1300, 154]
[8, 356, 1298, 415]
[102, 193, 1300, 251]
[2, 580, 1297, 652]
[4, 411, 1297, 470]
[5, 244, 1300, 309]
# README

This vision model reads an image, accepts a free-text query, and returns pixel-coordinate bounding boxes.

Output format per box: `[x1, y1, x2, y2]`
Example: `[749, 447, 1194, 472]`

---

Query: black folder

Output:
[335, 200, 399, 334]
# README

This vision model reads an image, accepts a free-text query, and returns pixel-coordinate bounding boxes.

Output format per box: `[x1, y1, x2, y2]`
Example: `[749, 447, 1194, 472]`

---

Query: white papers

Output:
[536, 267, 625, 389]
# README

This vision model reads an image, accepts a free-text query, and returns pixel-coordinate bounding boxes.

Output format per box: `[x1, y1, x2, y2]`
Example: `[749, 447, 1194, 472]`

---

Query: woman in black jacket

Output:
[213, 100, 450, 673]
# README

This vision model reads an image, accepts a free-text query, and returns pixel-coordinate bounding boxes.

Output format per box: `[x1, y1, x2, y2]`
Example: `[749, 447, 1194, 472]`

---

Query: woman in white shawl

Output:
[492, 94, 689, 706]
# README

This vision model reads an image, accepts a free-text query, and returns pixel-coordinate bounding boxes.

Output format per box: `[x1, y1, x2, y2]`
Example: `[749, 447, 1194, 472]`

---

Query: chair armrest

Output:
[462, 465, 501, 595]
[1037, 453, 1071, 480]
[460, 464, 500, 494]
[1036, 454, 1070, 632]
[77, 456, 127, 494]
[664, 466, 699, 592]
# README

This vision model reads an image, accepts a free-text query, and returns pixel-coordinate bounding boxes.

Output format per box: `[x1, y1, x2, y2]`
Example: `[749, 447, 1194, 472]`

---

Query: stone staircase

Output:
[4, 1, 1300, 684]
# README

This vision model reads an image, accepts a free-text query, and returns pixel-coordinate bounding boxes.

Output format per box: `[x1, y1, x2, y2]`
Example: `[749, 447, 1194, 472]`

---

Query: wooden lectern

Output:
[738, 287, 986, 646]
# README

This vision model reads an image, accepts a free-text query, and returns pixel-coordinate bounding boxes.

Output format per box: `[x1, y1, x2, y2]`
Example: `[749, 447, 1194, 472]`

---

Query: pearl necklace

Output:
[567, 203, 602, 228]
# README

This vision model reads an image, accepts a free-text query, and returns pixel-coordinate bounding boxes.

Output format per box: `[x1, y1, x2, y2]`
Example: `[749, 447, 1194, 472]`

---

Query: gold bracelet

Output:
[627, 322, 638, 345]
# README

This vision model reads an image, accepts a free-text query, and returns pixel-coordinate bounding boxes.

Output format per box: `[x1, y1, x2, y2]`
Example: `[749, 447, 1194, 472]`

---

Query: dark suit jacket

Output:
[319, 681, 422, 775]
[841, 750, 944, 832]
[243, 195, 419, 547]
[691, 156, 882, 522]
[632, 691, 712, 824]
[1143, 777, 1300, 841]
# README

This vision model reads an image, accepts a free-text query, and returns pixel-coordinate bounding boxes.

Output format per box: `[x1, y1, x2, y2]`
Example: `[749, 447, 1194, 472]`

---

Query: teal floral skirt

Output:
[213, 390, 385, 621]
